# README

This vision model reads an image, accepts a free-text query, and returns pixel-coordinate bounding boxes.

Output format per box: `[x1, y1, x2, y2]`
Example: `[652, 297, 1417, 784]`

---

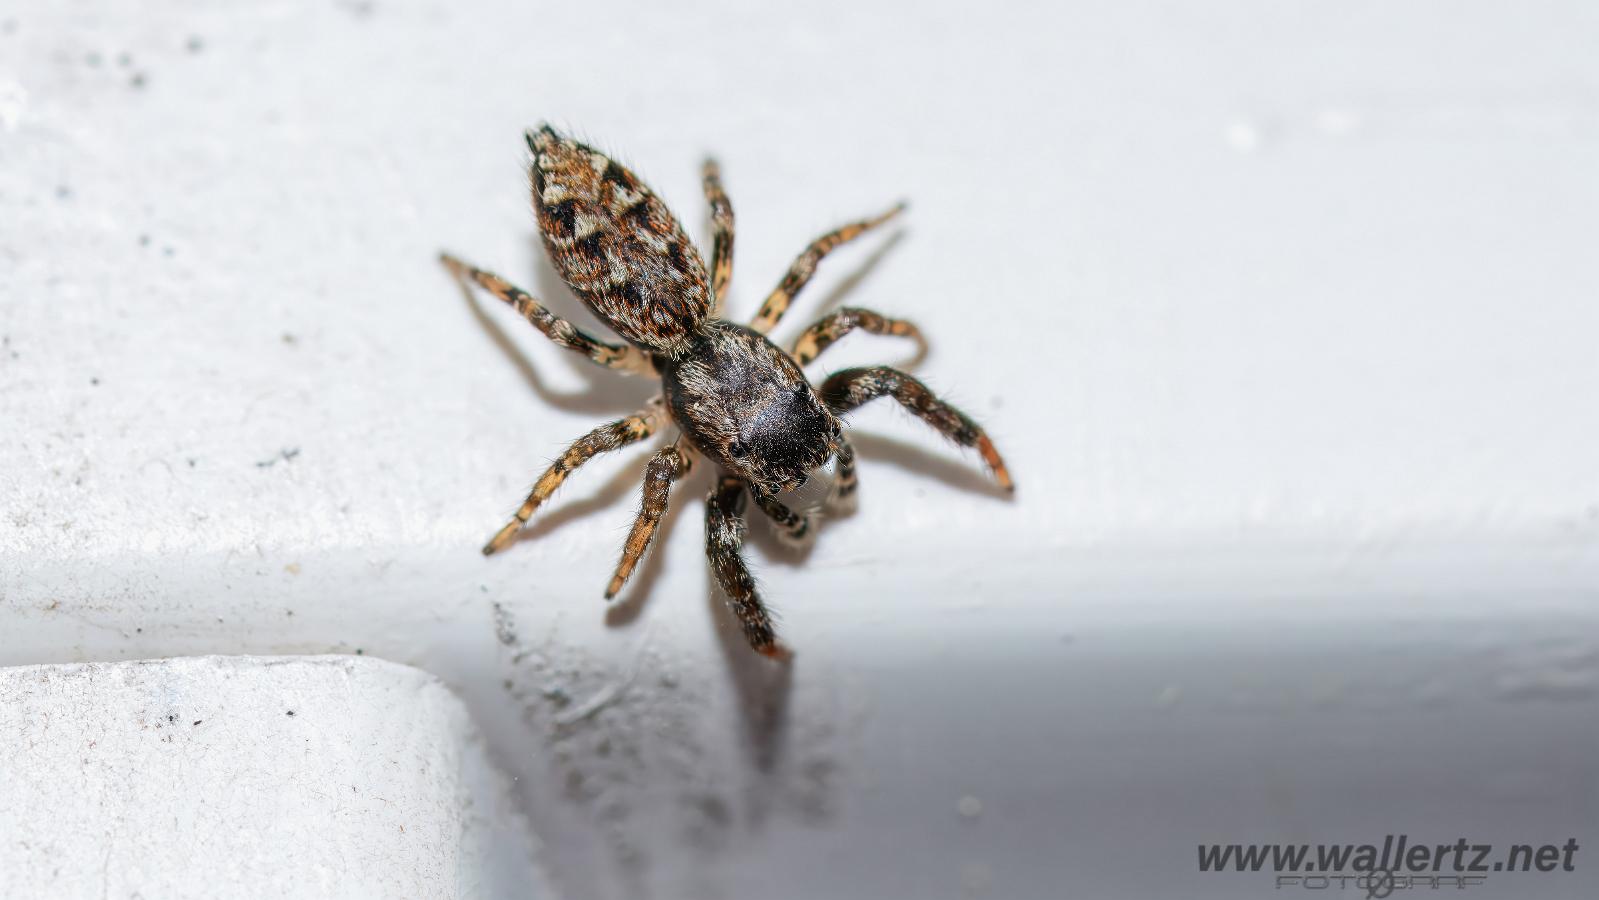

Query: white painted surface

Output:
[2, 0, 1597, 898]
[0, 655, 547, 900]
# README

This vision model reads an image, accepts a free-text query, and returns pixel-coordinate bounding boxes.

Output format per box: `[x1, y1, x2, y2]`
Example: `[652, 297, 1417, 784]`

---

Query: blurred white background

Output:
[2, 1, 1597, 898]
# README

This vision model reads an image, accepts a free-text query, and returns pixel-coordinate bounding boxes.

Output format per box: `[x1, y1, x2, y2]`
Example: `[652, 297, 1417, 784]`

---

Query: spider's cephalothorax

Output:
[441, 124, 1012, 659]
[659, 321, 843, 494]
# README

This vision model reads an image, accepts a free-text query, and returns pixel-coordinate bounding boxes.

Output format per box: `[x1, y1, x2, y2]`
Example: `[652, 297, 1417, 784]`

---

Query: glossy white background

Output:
[2, 1, 1597, 898]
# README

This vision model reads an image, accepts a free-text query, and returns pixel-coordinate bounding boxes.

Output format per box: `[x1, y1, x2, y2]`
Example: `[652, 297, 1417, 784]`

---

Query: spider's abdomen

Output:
[660, 322, 841, 493]
[527, 125, 711, 354]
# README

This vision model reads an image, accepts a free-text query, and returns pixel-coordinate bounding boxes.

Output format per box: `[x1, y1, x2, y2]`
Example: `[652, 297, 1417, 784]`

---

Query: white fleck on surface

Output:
[0, 79, 25, 131]
[1225, 119, 1265, 153]
[958, 794, 984, 819]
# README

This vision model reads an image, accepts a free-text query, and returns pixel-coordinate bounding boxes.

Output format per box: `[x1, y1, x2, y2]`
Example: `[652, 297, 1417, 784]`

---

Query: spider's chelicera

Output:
[441, 124, 1012, 659]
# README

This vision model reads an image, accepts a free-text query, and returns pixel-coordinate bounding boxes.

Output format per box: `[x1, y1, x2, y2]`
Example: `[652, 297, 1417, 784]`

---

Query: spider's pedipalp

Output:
[702, 158, 735, 312]
[440, 253, 653, 374]
[706, 476, 791, 660]
[606, 441, 692, 599]
[747, 481, 817, 547]
[481, 398, 667, 555]
[820, 366, 1013, 492]
[750, 202, 905, 334]
[791, 306, 925, 367]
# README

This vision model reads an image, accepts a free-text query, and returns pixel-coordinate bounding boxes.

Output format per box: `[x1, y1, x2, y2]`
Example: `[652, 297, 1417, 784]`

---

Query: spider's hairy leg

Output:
[827, 435, 858, 513]
[820, 366, 1014, 492]
[747, 481, 817, 547]
[791, 307, 926, 367]
[482, 399, 666, 555]
[702, 159, 735, 312]
[749, 202, 907, 334]
[439, 252, 654, 375]
[706, 476, 791, 660]
[605, 441, 693, 599]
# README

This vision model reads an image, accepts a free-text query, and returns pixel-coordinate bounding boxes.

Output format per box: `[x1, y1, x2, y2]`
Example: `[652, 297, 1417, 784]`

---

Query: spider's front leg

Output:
[440, 253, 654, 375]
[820, 366, 1014, 491]
[482, 399, 666, 555]
[750, 203, 905, 334]
[706, 475, 791, 660]
[605, 440, 694, 599]
[702, 159, 735, 312]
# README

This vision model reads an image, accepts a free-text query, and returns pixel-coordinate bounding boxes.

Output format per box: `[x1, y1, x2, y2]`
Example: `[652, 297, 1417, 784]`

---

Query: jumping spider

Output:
[441, 124, 1013, 659]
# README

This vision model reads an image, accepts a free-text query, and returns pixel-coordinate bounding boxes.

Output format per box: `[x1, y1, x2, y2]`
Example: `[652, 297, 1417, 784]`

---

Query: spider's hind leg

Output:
[702, 159, 735, 312]
[706, 476, 791, 660]
[820, 366, 1013, 492]
[750, 203, 905, 334]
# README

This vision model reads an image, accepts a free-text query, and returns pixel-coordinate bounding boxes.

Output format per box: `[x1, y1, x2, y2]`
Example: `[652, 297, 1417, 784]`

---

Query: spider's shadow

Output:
[708, 576, 792, 775]
[842, 432, 1014, 498]
[809, 230, 906, 320]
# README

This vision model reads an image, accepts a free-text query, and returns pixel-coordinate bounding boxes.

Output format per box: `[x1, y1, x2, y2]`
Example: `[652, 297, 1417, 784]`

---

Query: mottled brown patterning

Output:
[440, 124, 1013, 659]
[527, 125, 712, 353]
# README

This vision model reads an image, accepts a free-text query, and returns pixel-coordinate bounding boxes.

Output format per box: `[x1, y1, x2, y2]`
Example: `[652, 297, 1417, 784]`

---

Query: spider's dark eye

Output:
[729, 440, 749, 458]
